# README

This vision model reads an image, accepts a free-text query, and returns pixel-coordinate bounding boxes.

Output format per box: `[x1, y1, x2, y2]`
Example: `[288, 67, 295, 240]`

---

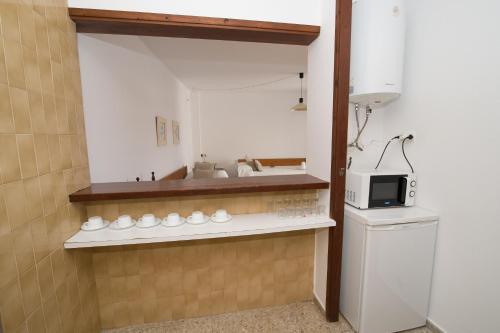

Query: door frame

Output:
[325, 0, 352, 322]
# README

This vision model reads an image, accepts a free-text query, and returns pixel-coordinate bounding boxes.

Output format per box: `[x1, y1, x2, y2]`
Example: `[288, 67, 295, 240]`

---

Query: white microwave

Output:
[345, 169, 416, 209]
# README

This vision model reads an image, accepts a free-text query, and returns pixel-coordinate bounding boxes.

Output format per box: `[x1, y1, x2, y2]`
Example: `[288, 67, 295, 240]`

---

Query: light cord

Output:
[192, 74, 297, 92]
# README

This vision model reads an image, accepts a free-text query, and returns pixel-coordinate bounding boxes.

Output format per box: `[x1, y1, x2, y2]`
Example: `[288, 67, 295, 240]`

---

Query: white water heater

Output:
[349, 0, 406, 107]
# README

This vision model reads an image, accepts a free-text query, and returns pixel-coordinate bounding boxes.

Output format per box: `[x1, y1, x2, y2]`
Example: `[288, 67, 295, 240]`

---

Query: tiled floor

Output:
[103, 301, 432, 333]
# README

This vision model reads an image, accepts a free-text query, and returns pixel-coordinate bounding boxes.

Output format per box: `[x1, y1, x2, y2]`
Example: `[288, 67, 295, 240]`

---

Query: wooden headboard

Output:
[160, 166, 188, 181]
[237, 158, 306, 167]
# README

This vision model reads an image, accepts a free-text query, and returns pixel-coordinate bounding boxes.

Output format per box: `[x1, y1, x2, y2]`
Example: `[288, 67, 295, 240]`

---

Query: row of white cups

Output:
[81, 209, 232, 231]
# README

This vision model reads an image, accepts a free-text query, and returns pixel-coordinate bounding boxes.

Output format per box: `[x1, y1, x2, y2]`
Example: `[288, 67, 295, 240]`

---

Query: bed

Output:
[237, 158, 306, 177]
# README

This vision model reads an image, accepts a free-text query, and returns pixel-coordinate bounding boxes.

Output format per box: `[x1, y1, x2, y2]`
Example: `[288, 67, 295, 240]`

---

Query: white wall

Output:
[307, 0, 335, 309]
[78, 34, 193, 183]
[348, 1, 500, 331]
[68, 0, 322, 25]
[195, 91, 307, 165]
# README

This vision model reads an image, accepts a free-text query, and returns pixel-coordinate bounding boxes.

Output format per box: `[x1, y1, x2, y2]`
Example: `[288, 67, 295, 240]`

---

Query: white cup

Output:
[214, 209, 228, 220]
[300, 161, 306, 170]
[167, 213, 180, 224]
[87, 216, 104, 228]
[191, 211, 204, 223]
[140, 214, 156, 226]
[117, 215, 132, 228]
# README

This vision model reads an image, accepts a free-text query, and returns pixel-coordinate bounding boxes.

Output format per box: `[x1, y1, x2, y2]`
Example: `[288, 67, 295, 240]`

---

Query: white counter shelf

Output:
[64, 213, 335, 249]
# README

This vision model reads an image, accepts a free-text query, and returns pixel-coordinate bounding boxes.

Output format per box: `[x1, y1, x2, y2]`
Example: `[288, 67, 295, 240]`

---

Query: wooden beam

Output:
[326, 0, 352, 322]
[237, 158, 306, 167]
[68, 8, 320, 45]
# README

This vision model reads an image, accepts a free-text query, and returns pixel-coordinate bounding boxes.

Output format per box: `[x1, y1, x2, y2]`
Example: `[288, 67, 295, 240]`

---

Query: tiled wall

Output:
[86, 191, 317, 329]
[0, 1, 100, 332]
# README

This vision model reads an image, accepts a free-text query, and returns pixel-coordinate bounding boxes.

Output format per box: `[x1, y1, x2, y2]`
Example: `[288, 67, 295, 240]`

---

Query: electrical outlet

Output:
[398, 132, 415, 141]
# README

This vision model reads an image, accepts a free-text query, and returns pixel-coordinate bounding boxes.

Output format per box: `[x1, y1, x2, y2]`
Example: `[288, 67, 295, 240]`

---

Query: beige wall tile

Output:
[40, 95, 55, 133]
[28, 91, 45, 133]
[0, 278, 26, 332]
[26, 307, 46, 333]
[14, 323, 29, 333]
[33, 134, 50, 175]
[17, 134, 38, 179]
[50, 248, 66, 289]
[38, 173, 55, 215]
[0, 3, 21, 43]
[90, 195, 315, 329]
[22, 46, 41, 93]
[47, 134, 62, 172]
[38, 54, 54, 96]
[44, 212, 60, 253]
[10, 87, 31, 133]
[52, 171, 67, 208]
[36, 256, 55, 301]
[59, 134, 72, 169]
[0, 234, 17, 289]
[19, 267, 41, 316]
[12, 223, 35, 275]
[30, 218, 50, 263]
[0, 38, 8, 85]
[0, 1, 100, 332]
[67, 102, 76, 133]
[41, 294, 61, 332]
[69, 134, 81, 167]
[3, 180, 29, 230]
[4, 40, 26, 90]
[47, 27, 61, 65]
[0, 83, 15, 132]
[34, 12, 49, 55]
[0, 190, 10, 236]
[23, 177, 43, 220]
[0, 134, 22, 183]
[18, 4, 37, 51]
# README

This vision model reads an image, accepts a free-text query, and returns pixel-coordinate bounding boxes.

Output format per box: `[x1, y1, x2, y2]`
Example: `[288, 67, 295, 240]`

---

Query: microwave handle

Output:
[398, 177, 408, 204]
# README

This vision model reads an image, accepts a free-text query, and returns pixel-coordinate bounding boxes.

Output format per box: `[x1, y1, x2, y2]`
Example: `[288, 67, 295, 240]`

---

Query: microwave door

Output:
[368, 175, 407, 208]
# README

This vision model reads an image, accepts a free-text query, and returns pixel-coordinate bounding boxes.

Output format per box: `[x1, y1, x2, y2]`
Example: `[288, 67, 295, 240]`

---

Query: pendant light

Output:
[290, 72, 307, 112]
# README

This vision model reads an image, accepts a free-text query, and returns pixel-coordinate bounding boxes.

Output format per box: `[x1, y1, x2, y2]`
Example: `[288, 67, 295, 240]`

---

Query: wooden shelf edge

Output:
[68, 8, 320, 45]
[69, 174, 330, 203]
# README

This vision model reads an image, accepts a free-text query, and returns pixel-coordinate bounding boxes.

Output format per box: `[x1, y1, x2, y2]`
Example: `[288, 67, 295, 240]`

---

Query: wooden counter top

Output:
[69, 174, 330, 202]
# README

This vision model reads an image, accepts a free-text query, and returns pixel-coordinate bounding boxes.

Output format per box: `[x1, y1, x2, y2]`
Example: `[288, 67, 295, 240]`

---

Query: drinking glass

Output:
[303, 198, 314, 216]
[266, 201, 275, 214]
[316, 204, 326, 216]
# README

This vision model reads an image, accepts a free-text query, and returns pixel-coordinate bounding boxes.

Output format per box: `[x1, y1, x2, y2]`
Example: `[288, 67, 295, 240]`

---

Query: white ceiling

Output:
[139, 36, 308, 92]
[80, 34, 308, 92]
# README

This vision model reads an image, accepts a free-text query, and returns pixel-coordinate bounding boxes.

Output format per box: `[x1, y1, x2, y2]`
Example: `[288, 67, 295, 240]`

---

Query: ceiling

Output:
[138, 36, 308, 92]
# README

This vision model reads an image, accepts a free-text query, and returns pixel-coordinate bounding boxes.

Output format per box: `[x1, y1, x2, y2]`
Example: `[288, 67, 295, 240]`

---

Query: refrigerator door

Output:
[359, 221, 437, 333]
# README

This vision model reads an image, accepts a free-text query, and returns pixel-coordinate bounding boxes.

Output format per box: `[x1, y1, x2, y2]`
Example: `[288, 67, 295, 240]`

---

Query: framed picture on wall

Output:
[172, 120, 180, 145]
[156, 116, 168, 146]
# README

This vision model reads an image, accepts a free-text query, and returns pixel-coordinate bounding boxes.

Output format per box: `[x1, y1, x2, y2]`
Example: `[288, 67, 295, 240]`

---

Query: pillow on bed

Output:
[245, 159, 258, 171]
[238, 164, 254, 177]
[226, 162, 239, 178]
[254, 159, 264, 172]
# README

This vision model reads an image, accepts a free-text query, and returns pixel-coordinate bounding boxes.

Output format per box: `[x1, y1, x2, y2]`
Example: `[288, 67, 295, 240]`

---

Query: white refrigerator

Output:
[340, 205, 439, 333]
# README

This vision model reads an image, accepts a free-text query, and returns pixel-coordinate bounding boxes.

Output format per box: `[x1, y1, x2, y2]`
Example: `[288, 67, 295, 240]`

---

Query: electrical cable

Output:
[402, 135, 415, 173]
[374, 135, 400, 170]
[192, 74, 296, 92]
